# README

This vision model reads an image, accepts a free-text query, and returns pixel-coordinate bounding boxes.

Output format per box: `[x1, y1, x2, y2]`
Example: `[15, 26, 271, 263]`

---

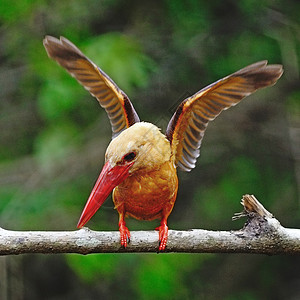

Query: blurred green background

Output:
[0, 0, 299, 299]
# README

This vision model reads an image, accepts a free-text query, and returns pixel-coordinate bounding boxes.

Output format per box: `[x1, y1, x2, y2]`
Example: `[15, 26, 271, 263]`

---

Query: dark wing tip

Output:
[234, 61, 283, 89]
[43, 35, 84, 62]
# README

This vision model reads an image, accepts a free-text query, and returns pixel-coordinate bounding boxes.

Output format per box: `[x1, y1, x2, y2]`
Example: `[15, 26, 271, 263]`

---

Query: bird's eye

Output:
[123, 151, 136, 162]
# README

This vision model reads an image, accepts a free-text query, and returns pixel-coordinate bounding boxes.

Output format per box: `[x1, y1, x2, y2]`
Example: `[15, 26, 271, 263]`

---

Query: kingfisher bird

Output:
[43, 36, 283, 250]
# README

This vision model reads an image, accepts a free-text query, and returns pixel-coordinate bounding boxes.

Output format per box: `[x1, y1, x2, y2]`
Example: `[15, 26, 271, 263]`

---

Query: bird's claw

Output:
[119, 223, 131, 248]
[155, 223, 168, 251]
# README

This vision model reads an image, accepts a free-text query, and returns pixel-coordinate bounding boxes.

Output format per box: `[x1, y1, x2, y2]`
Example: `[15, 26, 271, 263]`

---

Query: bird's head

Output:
[77, 122, 172, 228]
[106, 122, 171, 173]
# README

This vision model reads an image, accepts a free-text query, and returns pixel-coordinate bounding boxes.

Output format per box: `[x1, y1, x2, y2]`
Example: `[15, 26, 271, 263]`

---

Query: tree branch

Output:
[0, 195, 299, 255]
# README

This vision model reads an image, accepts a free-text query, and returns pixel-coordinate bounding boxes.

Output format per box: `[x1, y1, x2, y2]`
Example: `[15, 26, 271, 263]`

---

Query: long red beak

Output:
[77, 161, 134, 228]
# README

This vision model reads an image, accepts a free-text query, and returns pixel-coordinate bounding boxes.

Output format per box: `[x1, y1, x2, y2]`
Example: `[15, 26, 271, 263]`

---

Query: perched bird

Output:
[43, 36, 283, 251]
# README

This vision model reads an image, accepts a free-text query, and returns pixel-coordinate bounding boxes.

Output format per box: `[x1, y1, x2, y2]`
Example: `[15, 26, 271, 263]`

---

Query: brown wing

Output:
[166, 61, 283, 171]
[43, 36, 140, 138]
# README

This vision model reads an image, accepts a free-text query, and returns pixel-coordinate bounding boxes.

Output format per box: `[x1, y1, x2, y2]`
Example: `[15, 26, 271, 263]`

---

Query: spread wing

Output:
[166, 61, 283, 171]
[43, 36, 140, 139]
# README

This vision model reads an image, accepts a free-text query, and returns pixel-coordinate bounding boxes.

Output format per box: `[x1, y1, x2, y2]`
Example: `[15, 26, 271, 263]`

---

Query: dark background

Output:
[0, 0, 299, 299]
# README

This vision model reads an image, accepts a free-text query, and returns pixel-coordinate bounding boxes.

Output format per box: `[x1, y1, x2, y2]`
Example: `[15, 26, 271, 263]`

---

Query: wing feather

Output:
[166, 61, 283, 171]
[43, 36, 140, 138]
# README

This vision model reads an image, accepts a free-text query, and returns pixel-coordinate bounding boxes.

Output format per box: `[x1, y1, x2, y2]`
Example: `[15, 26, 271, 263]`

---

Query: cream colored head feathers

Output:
[105, 122, 172, 173]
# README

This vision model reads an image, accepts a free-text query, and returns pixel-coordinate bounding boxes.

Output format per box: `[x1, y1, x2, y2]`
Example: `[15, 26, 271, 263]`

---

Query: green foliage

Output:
[166, 0, 210, 44]
[212, 32, 281, 76]
[67, 254, 126, 283]
[194, 155, 295, 230]
[34, 122, 79, 174]
[0, 0, 37, 23]
[133, 254, 196, 299]
[195, 156, 262, 228]
[0, 186, 16, 212]
[287, 90, 300, 122]
[67, 253, 211, 299]
[82, 33, 157, 93]
[38, 75, 84, 121]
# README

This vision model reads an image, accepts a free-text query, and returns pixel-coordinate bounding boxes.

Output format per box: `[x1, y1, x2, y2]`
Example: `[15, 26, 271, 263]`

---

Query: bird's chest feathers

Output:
[113, 161, 178, 220]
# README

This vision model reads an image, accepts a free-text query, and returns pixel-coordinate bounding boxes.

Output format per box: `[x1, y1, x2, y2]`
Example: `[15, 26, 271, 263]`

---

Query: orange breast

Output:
[113, 160, 178, 220]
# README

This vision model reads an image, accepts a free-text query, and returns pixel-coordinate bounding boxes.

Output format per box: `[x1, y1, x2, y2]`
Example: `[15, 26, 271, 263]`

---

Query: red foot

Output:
[119, 221, 130, 248]
[155, 222, 168, 251]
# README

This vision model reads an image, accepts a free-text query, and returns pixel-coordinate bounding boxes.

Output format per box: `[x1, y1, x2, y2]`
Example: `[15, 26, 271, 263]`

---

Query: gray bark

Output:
[0, 195, 299, 255]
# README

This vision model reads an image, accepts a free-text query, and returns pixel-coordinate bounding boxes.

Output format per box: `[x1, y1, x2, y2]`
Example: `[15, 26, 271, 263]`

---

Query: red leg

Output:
[118, 212, 130, 248]
[155, 217, 168, 251]
[155, 197, 176, 251]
